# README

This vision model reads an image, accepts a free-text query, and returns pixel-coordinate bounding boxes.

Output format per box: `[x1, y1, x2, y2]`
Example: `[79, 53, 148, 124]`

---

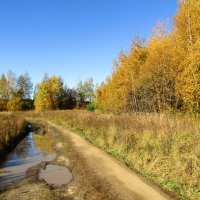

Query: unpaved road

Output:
[47, 121, 172, 200]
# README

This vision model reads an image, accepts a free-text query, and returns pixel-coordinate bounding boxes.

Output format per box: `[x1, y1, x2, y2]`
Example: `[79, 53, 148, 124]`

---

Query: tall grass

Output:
[0, 113, 26, 154]
[30, 110, 200, 200]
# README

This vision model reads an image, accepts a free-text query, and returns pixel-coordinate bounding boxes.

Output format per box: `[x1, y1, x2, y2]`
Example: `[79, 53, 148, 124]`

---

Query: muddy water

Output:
[39, 164, 73, 187]
[0, 132, 56, 191]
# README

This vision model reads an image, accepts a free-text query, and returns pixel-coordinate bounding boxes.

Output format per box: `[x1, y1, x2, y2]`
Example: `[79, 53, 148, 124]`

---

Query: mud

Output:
[0, 119, 122, 200]
[38, 164, 73, 188]
[0, 131, 56, 191]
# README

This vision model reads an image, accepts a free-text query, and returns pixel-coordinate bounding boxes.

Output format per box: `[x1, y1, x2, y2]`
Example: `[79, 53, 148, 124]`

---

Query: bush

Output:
[0, 99, 8, 111]
[86, 103, 95, 111]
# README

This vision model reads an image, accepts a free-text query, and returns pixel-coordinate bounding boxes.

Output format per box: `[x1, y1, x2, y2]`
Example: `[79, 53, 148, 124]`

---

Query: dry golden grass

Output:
[0, 113, 26, 153]
[29, 110, 200, 200]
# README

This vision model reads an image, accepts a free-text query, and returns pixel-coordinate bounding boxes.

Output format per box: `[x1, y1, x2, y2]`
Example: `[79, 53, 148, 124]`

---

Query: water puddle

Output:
[0, 131, 56, 191]
[38, 164, 73, 188]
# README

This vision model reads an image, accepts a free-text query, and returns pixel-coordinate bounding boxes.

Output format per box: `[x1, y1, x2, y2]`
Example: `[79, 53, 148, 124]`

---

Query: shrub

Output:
[86, 103, 95, 112]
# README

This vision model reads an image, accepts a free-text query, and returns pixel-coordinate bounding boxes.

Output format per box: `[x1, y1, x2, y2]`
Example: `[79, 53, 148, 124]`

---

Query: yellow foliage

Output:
[95, 0, 200, 114]
[34, 76, 63, 111]
[7, 97, 22, 112]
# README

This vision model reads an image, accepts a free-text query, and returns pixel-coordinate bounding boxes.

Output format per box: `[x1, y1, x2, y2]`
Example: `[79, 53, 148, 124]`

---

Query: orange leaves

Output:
[176, 39, 200, 111]
[95, 0, 200, 114]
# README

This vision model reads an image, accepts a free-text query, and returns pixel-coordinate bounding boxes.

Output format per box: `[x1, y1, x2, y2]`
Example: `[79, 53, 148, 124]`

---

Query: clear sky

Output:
[0, 0, 178, 88]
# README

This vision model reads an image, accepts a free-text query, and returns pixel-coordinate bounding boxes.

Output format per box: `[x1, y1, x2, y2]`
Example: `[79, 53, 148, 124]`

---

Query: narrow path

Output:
[47, 121, 172, 200]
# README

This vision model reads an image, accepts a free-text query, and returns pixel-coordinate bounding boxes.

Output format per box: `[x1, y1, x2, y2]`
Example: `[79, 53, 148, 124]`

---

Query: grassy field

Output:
[29, 110, 200, 200]
[0, 113, 26, 155]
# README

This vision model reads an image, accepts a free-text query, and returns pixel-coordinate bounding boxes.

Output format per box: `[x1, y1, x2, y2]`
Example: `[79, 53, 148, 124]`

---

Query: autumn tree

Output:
[0, 74, 9, 111]
[94, 0, 200, 114]
[34, 75, 64, 111]
[96, 37, 148, 113]
[175, 0, 200, 112]
[0, 71, 20, 111]
[94, 80, 112, 112]
[141, 22, 181, 112]
[176, 39, 200, 112]
[7, 95, 22, 111]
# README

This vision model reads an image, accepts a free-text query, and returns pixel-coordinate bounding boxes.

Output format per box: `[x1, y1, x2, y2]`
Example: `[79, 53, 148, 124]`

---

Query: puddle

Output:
[0, 132, 56, 191]
[38, 164, 73, 188]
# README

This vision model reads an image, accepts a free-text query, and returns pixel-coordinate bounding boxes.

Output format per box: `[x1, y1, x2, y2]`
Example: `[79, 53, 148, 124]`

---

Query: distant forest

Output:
[0, 71, 94, 111]
[0, 0, 200, 114]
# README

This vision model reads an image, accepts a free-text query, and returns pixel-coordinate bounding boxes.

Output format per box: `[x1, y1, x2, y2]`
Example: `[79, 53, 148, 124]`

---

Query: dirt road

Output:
[48, 121, 172, 200]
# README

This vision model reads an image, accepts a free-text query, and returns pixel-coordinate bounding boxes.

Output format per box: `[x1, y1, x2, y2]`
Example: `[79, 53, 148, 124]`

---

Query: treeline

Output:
[0, 71, 33, 111]
[1, 1, 199, 114]
[94, 0, 200, 114]
[34, 75, 94, 111]
[0, 71, 94, 111]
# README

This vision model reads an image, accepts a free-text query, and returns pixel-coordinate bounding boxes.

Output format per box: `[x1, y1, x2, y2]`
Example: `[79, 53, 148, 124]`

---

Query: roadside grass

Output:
[28, 110, 200, 200]
[0, 112, 26, 155]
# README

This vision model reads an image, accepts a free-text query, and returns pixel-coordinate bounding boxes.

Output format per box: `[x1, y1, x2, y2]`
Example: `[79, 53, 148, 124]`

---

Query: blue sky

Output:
[0, 0, 178, 88]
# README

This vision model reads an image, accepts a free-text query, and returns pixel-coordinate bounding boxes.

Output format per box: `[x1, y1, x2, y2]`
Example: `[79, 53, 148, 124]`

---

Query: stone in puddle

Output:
[38, 164, 73, 187]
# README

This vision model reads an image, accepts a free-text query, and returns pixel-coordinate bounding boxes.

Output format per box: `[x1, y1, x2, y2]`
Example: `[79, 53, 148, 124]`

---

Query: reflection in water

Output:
[33, 133, 54, 155]
[0, 132, 56, 191]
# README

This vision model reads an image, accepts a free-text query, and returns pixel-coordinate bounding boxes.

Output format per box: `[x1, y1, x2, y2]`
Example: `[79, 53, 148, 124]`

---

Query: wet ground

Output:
[0, 130, 56, 191]
[0, 120, 125, 200]
[39, 164, 73, 187]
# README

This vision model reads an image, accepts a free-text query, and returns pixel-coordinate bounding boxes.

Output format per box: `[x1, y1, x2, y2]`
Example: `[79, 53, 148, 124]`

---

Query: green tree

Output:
[76, 78, 94, 103]
[16, 73, 33, 99]
[58, 86, 77, 109]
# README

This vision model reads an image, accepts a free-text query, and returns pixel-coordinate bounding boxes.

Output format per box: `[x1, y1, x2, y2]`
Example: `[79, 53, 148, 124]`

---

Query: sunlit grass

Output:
[0, 113, 26, 154]
[28, 110, 200, 200]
